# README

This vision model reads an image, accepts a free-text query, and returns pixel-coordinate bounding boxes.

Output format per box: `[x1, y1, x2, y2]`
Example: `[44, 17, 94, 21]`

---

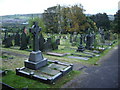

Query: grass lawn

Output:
[1, 70, 81, 88]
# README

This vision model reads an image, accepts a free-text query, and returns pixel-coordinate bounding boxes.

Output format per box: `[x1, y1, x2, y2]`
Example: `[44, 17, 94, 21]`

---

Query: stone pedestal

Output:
[24, 51, 47, 70]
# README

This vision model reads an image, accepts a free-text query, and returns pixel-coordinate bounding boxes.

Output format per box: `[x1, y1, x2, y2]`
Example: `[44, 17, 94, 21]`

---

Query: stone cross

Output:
[30, 22, 41, 51]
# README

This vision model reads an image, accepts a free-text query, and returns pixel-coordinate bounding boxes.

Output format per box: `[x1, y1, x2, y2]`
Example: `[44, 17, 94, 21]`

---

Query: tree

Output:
[29, 17, 46, 33]
[90, 13, 110, 30]
[113, 10, 120, 33]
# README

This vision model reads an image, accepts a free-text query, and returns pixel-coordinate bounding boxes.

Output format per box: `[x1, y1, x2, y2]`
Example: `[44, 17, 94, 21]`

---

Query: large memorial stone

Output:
[16, 22, 73, 84]
[24, 22, 47, 70]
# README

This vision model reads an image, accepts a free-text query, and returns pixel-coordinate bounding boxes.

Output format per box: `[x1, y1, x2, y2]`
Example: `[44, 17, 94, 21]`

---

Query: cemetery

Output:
[0, 3, 119, 89]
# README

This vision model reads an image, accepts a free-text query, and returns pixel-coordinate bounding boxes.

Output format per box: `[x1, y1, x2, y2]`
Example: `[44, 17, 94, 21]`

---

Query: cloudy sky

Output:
[0, 0, 119, 16]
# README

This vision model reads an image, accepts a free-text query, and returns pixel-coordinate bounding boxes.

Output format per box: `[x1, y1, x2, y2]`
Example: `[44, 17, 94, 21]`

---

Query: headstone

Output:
[44, 38, 52, 51]
[39, 33, 45, 51]
[83, 34, 86, 43]
[24, 22, 47, 70]
[85, 33, 93, 50]
[77, 34, 84, 52]
[105, 31, 110, 40]
[73, 32, 77, 42]
[4, 35, 13, 48]
[52, 40, 58, 50]
[2, 30, 8, 45]
[56, 39, 60, 45]
[99, 28, 105, 43]
[70, 34, 73, 43]
[20, 27, 28, 50]
[14, 31, 20, 46]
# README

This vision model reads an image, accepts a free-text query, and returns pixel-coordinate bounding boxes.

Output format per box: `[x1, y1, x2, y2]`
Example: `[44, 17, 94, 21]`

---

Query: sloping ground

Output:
[62, 45, 119, 88]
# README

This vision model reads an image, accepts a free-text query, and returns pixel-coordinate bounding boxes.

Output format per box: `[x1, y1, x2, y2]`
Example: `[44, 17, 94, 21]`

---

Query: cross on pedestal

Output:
[30, 22, 41, 51]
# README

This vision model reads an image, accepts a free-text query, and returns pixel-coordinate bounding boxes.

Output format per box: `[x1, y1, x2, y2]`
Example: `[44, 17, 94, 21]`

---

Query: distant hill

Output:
[0, 13, 114, 25]
[0, 13, 42, 25]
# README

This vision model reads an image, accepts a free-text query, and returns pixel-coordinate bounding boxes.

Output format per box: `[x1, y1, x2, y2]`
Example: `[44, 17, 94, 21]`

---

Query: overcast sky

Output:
[0, 0, 119, 16]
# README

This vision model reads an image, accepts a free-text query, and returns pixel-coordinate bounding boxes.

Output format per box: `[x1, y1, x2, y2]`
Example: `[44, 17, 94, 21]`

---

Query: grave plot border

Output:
[16, 60, 73, 84]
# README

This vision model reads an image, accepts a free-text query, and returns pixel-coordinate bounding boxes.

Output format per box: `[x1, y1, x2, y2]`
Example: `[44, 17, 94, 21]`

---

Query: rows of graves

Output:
[2, 29, 60, 52]
[1, 22, 118, 87]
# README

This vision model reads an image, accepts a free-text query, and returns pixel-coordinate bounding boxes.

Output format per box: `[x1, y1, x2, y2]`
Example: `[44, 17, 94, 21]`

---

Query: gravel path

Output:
[62, 45, 119, 88]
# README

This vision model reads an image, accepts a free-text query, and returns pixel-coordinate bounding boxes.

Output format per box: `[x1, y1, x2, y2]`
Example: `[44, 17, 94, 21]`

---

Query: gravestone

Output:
[39, 33, 45, 51]
[77, 34, 84, 52]
[83, 34, 86, 43]
[14, 31, 20, 46]
[44, 38, 52, 51]
[16, 22, 73, 84]
[73, 32, 77, 42]
[99, 28, 105, 43]
[104, 31, 111, 41]
[4, 35, 13, 48]
[24, 22, 47, 70]
[56, 39, 60, 45]
[20, 27, 28, 50]
[70, 34, 73, 43]
[52, 39, 58, 50]
[85, 33, 93, 50]
[2, 30, 8, 45]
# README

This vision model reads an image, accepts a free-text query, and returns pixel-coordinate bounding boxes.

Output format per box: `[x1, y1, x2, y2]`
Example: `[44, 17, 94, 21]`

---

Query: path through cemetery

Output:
[62, 45, 119, 88]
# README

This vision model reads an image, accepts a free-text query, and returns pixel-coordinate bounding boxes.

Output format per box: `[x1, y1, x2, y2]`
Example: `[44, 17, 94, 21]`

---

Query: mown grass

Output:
[1, 70, 81, 88]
